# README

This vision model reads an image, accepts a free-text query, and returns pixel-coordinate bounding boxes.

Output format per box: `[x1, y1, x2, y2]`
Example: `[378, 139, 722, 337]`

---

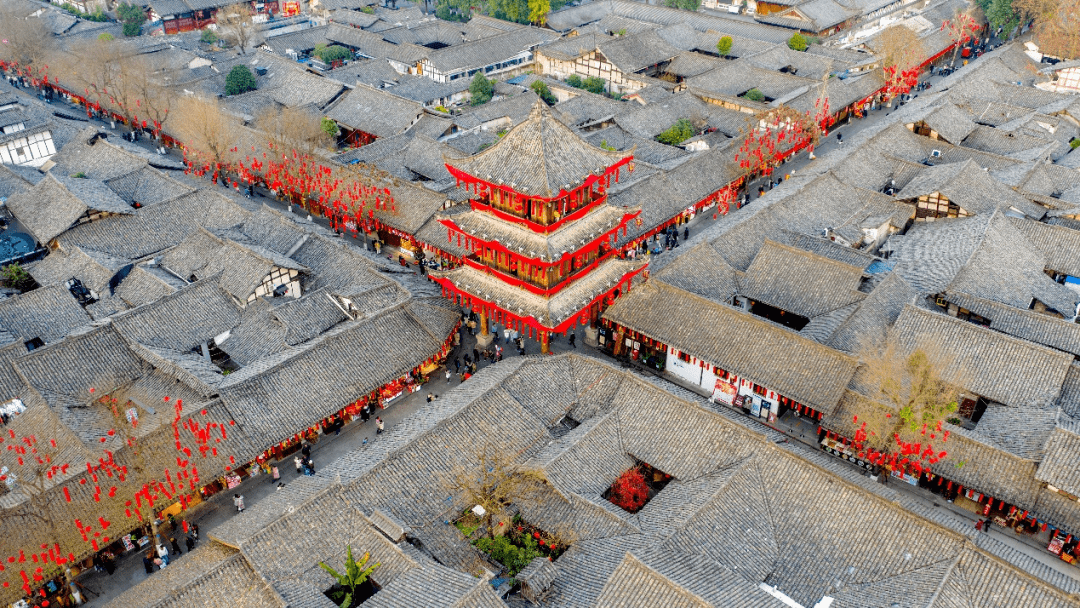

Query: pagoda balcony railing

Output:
[461, 245, 625, 298]
[469, 193, 609, 235]
[439, 208, 641, 271]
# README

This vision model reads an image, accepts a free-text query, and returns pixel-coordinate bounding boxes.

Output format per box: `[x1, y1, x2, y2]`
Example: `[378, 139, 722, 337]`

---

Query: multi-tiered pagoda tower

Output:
[433, 101, 646, 353]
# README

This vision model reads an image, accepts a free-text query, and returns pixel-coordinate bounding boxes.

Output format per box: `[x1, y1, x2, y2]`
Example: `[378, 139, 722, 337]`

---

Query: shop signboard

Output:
[750, 397, 762, 417]
[890, 469, 919, 486]
[225, 473, 242, 489]
[711, 379, 737, 405]
[733, 395, 746, 409]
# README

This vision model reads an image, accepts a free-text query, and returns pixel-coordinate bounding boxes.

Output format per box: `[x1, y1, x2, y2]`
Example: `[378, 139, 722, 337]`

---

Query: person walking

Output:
[453, 357, 461, 373]
[233, 493, 245, 513]
[473, 348, 480, 363]
[568, 333, 576, 349]
[376, 417, 384, 434]
[445, 368, 452, 383]
[683, 227, 689, 240]
[142, 552, 155, 575]
[156, 542, 170, 567]
[185, 535, 195, 552]
[294, 455, 303, 475]
[169, 536, 182, 556]
[271, 465, 280, 485]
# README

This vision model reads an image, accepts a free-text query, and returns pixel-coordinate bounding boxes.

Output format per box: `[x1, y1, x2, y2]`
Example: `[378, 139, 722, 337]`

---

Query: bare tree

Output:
[0, 6, 53, 69]
[944, 9, 981, 67]
[255, 105, 331, 157]
[877, 25, 924, 103]
[441, 438, 548, 539]
[215, 3, 262, 55]
[1017, 0, 1080, 60]
[172, 95, 242, 181]
[844, 338, 966, 473]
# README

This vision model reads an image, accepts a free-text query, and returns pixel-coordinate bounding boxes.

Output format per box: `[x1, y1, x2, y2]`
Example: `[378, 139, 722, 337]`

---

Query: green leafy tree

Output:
[117, 3, 146, 37]
[469, 72, 495, 105]
[491, 0, 529, 23]
[582, 76, 606, 94]
[663, 0, 701, 9]
[788, 32, 808, 51]
[225, 65, 257, 96]
[200, 28, 218, 44]
[319, 547, 380, 608]
[986, 0, 1020, 37]
[656, 118, 695, 145]
[716, 35, 733, 57]
[530, 80, 557, 105]
[97, 32, 114, 41]
[742, 88, 765, 102]
[566, 74, 583, 88]
[435, 0, 472, 21]
[0, 263, 36, 292]
[321, 117, 340, 141]
[528, 0, 550, 25]
[315, 44, 352, 65]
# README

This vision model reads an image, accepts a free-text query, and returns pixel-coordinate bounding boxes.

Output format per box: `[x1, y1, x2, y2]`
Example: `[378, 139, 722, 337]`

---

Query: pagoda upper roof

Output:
[440, 202, 638, 262]
[445, 100, 632, 199]
[434, 256, 646, 329]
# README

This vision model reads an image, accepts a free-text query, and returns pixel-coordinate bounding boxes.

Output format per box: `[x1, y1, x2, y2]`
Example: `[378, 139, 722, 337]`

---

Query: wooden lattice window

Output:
[915, 192, 968, 220]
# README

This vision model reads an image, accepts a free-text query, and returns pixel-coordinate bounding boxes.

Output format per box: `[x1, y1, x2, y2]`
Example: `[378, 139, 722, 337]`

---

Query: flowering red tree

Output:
[0, 393, 242, 600]
[733, 107, 815, 179]
[608, 467, 649, 513]
[837, 345, 963, 480]
[944, 11, 981, 67]
[878, 25, 924, 104]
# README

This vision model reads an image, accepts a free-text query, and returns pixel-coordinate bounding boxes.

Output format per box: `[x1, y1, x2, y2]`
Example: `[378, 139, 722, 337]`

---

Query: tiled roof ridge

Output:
[145, 551, 283, 608]
[923, 552, 964, 607]
[899, 304, 1073, 365]
[110, 272, 236, 323]
[217, 300, 424, 389]
[756, 237, 868, 274]
[611, 551, 714, 606]
[644, 279, 857, 364]
[446, 99, 631, 196]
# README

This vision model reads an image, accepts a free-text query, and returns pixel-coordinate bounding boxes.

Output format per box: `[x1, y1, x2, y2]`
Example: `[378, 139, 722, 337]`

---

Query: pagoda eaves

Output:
[445, 100, 634, 200]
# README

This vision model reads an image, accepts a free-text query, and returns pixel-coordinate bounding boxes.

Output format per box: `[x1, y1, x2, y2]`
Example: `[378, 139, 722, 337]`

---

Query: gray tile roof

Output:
[942, 292, 1080, 357]
[325, 84, 426, 137]
[424, 27, 557, 74]
[0, 285, 92, 346]
[447, 100, 630, 198]
[737, 239, 867, 318]
[890, 304, 1073, 408]
[596, 28, 683, 74]
[1008, 216, 1080, 279]
[605, 280, 858, 412]
[110, 278, 243, 352]
[889, 213, 1079, 316]
[58, 188, 254, 259]
[159, 227, 306, 302]
[6, 172, 133, 244]
[13, 324, 146, 405]
[613, 90, 752, 139]
[1036, 415, 1080, 498]
[217, 301, 457, 445]
[114, 264, 186, 308]
[26, 245, 129, 298]
[899, 160, 1046, 219]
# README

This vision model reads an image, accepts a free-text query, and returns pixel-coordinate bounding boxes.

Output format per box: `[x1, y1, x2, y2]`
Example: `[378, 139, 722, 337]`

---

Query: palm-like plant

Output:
[319, 546, 380, 608]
